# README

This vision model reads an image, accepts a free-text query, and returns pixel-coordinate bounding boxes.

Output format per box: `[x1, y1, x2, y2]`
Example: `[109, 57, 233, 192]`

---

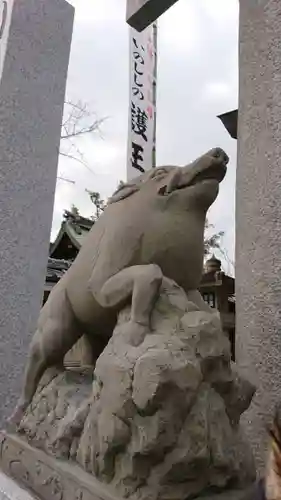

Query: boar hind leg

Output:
[90, 264, 163, 346]
[10, 288, 82, 426]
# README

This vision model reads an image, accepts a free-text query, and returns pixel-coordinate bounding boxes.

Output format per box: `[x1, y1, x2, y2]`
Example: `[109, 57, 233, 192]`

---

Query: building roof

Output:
[200, 254, 235, 290]
[207, 254, 221, 265]
[50, 210, 94, 257]
[46, 257, 72, 283]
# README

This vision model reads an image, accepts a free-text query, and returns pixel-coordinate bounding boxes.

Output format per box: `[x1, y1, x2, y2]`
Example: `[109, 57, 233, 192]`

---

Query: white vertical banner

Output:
[127, 23, 157, 181]
[0, 0, 14, 80]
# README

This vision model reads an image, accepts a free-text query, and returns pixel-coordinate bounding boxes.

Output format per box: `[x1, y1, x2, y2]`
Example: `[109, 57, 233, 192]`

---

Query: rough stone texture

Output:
[0, 0, 74, 426]
[11, 149, 228, 427]
[236, 0, 281, 473]
[15, 279, 256, 500]
[17, 368, 93, 460]
[0, 433, 121, 500]
[0, 432, 257, 500]
[126, 0, 179, 31]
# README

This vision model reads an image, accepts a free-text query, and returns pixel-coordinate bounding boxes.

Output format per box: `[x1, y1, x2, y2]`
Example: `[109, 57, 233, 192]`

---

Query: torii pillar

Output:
[235, 0, 281, 473]
[127, 0, 281, 473]
[0, 0, 74, 426]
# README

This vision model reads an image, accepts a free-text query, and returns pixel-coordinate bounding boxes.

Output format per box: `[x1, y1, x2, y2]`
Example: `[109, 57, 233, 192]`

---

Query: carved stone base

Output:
[4, 280, 258, 500]
[0, 432, 121, 500]
[0, 432, 257, 500]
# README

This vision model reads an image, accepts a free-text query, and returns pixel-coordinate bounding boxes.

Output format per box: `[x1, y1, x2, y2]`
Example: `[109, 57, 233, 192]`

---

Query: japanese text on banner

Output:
[127, 23, 157, 181]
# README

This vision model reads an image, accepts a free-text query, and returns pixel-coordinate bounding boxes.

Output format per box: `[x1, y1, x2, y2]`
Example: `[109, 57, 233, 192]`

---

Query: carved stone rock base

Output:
[0, 432, 257, 500]
[0, 432, 121, 500]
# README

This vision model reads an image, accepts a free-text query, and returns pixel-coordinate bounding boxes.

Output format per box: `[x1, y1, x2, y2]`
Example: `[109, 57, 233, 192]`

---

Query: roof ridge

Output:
[63, 210, 94, 227]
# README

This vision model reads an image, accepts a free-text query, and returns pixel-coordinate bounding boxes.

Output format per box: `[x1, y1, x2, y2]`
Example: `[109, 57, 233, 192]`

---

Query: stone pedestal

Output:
[0, 0, 74, 426]
[1, 280, 256, 500]
[0, 432, 257, 500]
[236, 0, 281, 473]
[0, 433, 120, 500]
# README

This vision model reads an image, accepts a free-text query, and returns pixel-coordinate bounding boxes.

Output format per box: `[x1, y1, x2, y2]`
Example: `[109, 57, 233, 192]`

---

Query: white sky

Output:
[53, 0, 239, 273]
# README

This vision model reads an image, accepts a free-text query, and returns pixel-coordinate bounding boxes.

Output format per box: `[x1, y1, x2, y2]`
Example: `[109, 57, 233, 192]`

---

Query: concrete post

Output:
[236, 0, 281, 473]
[0, 0, 74, 426]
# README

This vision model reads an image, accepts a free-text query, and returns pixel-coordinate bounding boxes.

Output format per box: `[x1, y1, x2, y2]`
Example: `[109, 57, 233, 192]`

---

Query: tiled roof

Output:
[47, 212, 95, 287]
[46, 257, 72, 283]
[50, 211, 94, 256]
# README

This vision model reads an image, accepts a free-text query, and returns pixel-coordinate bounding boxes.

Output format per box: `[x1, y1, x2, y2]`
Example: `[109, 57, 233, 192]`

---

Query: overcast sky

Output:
[53, 0, 239, 272]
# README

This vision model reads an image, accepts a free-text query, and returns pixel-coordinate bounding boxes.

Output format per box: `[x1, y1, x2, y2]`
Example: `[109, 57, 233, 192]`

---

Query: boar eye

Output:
[153, 168, 167, 179]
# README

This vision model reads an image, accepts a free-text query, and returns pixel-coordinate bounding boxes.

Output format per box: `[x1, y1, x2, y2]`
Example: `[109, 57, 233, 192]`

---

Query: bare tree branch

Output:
[59, 99, 106, 171]
[60, 100, 105, 140]
[59, 151, 92, 170]
[217, 235, 235, 277]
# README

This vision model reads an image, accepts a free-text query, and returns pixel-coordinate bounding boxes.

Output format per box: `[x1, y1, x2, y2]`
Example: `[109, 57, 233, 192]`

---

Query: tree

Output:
[204, 218, 235, 276]
[204, 218, 224, 256]
[86, 190, 106, 220]
[59, 100, 105, 172]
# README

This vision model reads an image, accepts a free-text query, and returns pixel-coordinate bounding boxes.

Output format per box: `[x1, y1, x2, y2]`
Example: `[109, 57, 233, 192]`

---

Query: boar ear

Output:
[108, 182, 140, 204]
[108, 167, 168, 204]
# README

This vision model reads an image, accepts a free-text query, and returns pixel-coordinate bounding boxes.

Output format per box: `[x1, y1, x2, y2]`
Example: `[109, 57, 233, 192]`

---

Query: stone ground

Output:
[0, 471, 35, 500]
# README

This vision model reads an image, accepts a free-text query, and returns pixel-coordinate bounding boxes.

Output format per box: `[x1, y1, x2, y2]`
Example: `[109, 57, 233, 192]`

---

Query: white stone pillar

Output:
[0, 0, 74, 426]
[236, 0, 281, 472]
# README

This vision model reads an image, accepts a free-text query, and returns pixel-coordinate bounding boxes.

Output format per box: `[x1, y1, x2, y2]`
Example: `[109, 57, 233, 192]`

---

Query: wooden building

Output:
[44, 211, 236, 365]
[200, 255, 235, 360]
